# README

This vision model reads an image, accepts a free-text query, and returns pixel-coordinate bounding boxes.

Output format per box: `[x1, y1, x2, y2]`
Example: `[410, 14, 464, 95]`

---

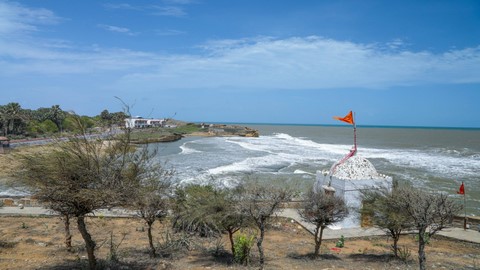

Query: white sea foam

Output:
[179, 142, 201, 154]
[220, 133, 480, 181]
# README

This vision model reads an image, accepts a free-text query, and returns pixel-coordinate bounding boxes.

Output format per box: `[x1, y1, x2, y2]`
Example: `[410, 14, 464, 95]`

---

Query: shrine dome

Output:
[332, 155, 389, 180]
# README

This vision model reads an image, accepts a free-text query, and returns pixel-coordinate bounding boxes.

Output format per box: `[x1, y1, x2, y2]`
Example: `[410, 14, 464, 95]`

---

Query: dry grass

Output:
[0, 216, 479, 270]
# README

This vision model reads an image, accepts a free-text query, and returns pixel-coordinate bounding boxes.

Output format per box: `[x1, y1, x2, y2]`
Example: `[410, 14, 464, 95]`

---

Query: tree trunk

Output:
[62, 214, 72, 251]
[390, 229, 402, 258]
[257, 222, 266, 268]
[228, 228, 235, 256]
[314, 225, 325, 257]
[418, 227, 427, 270]
[77, 216, 97, 270]
[147, 222, 156, 258]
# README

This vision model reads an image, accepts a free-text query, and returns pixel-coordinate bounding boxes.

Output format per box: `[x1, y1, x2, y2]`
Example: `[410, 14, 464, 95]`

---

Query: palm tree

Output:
[1, 102, 23, 136]
[48, 105, 65, 133]
[0, 105, 7, 136]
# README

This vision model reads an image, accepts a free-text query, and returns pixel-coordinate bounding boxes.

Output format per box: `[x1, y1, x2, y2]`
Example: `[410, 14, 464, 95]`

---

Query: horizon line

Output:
[197, 121, 480, 130]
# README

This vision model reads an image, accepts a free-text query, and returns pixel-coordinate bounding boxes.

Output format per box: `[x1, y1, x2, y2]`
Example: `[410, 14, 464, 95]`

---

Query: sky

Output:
[1, 0, 480, 128]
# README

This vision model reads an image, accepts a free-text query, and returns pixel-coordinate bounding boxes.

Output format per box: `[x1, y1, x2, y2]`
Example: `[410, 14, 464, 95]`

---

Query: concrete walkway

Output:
[2, 206, 480, 244]
[277, 208, 480, 244]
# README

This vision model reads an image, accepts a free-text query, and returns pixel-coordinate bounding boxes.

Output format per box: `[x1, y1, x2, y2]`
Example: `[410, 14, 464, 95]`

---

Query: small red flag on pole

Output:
[457, 182, 465, 195]
[457, 181, 467, 230]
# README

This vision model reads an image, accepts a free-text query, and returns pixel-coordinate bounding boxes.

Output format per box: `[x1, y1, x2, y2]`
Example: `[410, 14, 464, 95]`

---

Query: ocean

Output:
[154, 124, 480, 216]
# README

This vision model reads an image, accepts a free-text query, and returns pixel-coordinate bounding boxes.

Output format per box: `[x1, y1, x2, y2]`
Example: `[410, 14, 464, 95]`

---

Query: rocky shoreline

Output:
[130, 123, 259, 144]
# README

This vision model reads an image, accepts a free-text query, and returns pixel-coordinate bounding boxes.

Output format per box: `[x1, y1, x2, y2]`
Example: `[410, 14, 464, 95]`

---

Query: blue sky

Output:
[1, 0, 479, 127]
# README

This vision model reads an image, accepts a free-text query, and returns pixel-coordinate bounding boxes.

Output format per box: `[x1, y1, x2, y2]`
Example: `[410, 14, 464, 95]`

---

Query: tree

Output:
[18, 115, 150, 269]
[0, 102, 24, 136]
[111, 111, 128, 126]
[47, 105, 65, 132]
[172, 184, 247, 256]
[392, 186, 462, 270]
[39, 119, 59, 133]
[361, 183, 412, 258]
[298, 189, 348, 257]
[237, 179, 294, 268]
[131, 156, 173, 258]
[99, 109, 113, 128]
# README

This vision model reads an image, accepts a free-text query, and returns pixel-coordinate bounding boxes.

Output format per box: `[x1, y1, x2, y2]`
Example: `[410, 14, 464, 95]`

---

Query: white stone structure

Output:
[315, 155, 392, 229]
[124, 117, 165, 129]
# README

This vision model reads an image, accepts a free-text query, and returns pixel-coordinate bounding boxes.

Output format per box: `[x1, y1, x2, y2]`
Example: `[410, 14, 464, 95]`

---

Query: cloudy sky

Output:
[1, 0, 480, 127]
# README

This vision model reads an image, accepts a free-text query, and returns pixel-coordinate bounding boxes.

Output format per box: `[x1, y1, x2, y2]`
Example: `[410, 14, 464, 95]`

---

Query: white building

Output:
[124, 117, 166, 129]
[315, 155, 392, 228]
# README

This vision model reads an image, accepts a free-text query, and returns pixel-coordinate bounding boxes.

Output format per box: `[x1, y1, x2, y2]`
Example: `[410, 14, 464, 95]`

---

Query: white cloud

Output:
[103, 3, 140, 10]
[151, 6, 186, 17]
[2, 35, 480, 90]
[155, 29, 186, 36]
[103, 2, 188, 17]
[118, 36, 480, 90]
[0, 1, 60, 35]
[97, 24, 137, 36]
[163, 0, 196, 4]
[0, 1, 479, 90]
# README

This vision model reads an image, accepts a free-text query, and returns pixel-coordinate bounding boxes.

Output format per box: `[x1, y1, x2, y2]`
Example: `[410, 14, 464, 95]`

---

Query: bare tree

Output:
[237, 180, 294, 268]
[392, 186, 462, 270]
[361, 184, 412, 258]
[18, 115, 152, 269]
[47, 202, 74, 252]
[131, 155, 173, 258]
[298, 189, 348, 257]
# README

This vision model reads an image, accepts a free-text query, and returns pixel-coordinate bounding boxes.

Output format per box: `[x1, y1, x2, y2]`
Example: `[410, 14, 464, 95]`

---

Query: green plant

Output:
[415, 232, 430, 245]
[335, 235, 345, 248]
[21, 222, 28, 229]
[233, 233, 255, 265]
[398, 246, 412, 263]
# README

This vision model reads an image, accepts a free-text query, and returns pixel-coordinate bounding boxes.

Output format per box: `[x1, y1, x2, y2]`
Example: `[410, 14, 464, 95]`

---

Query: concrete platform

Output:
[278, 208, 480, 244]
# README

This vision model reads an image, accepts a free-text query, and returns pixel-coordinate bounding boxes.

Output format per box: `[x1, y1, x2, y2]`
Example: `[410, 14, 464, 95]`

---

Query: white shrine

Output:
[315, 156, 392, 228]
[315, 111, 393, 228]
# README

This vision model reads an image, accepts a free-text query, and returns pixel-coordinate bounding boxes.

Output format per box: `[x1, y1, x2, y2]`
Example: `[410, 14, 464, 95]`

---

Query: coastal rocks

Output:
[208, 124, 259, 137]
[130, 133, 183, 144]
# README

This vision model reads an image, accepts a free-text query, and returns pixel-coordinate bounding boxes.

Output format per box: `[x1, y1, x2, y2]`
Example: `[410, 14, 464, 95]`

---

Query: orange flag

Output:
[333, 111, 354, 125]
[457, 182, 465, 195]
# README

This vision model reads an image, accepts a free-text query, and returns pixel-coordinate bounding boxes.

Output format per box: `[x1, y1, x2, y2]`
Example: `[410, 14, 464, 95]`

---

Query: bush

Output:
[233, 232, 255, 265]
[335, 235, 345, 248]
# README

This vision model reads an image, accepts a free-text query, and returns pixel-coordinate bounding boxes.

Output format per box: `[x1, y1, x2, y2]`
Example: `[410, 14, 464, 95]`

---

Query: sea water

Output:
[154, 124, 480, 216]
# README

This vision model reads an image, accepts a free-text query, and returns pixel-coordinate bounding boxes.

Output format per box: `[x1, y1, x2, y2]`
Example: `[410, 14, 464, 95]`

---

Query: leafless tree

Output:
[131, 156, 174, 258]
[361, 183, 413, 258]
[237, 179, 294, 268]
[298, 189, 348, 257]
[392, 186, 462, 270]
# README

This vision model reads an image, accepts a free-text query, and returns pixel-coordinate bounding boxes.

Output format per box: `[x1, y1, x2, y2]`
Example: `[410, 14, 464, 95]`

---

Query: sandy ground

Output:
[0, 216, 479, 270]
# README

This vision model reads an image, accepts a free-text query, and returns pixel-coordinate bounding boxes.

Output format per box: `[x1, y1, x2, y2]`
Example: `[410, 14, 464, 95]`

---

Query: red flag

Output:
[333, 111, 354, 125]
[457, 182, 465, 195]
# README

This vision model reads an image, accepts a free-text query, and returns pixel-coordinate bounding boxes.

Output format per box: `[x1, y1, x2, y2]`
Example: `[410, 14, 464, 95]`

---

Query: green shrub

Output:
[415, 232, 430, 245]
[398, 246, 412, 263]
[335, 235, 345, 248]
[233, 233, 255, 265]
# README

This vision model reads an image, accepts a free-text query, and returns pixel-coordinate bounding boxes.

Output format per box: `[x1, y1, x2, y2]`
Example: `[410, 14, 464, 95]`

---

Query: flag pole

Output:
[463, 184, 467, 230]
[353, 112, 357, 153]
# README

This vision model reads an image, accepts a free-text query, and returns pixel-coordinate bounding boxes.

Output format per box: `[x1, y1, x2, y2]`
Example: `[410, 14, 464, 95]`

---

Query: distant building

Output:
[124, 117, 166, 129]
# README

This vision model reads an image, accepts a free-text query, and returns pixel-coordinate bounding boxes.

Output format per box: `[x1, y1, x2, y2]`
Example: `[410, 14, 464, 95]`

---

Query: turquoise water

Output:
[154, 124, 480, 216]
